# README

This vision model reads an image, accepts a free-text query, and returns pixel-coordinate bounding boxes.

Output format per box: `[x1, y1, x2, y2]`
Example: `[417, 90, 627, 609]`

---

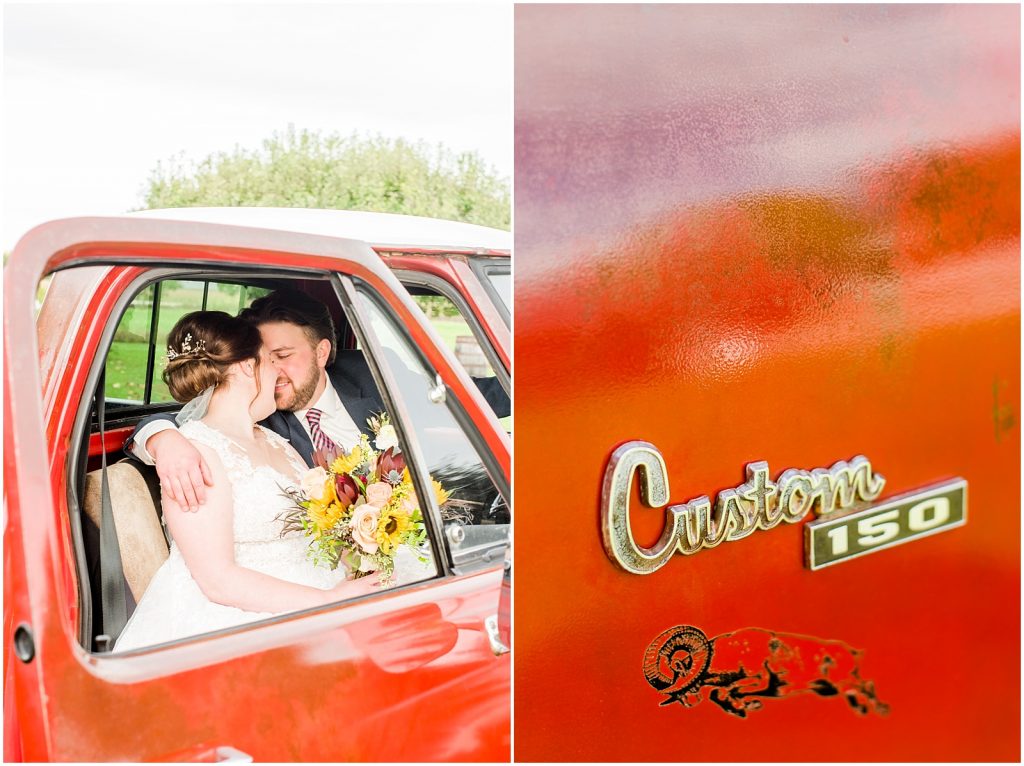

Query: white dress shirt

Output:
[132, 379, 361, 464]
[292, 380, 361, 452]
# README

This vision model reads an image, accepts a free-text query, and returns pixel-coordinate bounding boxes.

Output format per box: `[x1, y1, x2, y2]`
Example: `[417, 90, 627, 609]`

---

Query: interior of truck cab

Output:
[68, 267, 508, 655]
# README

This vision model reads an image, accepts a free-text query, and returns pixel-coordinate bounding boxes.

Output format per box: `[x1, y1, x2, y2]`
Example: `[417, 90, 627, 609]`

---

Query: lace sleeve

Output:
[178, 421, 252, 481]
[259, 426, 310, 477]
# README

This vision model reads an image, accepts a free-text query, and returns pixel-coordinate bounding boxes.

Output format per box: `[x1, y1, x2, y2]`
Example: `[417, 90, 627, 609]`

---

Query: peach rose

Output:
[300, 467, 329, 500]
[350, 504, 381, 554]
[365, 481, 393, 506]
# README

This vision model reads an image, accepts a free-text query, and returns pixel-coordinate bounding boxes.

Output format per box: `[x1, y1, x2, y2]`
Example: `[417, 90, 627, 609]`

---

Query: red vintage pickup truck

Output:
[514, 4, 1019, 761]
[4, 210, 511, 761]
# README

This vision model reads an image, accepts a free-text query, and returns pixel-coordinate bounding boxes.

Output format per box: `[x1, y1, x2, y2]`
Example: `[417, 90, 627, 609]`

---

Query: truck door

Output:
[4, 217, 510, 761]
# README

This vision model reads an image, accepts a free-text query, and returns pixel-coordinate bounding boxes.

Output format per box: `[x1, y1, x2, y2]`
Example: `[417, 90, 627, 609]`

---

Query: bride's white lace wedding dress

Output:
[114, 420, 433, 652]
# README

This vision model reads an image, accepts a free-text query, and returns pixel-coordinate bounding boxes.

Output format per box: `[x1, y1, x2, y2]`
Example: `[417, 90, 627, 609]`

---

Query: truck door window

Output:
[105, 280, 270, 406]
[411, 294, 496, 377]
[470, 260, 510, 327]
[84, 273, 441, 654]
[350, 284, 509, 571]
[410, 291, 510, 432]
[482, 270, 510, 315]
[397, 272, 510, 429]
[106, 283, 156, 404]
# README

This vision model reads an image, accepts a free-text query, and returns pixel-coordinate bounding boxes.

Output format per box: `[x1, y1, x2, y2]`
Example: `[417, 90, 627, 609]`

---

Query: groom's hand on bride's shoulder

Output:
[149, 429, 214, 512]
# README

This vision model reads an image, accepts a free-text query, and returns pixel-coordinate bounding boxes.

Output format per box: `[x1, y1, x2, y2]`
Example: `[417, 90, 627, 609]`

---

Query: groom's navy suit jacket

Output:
[262, 350, 384, 467]
[128, 349, 509, 468]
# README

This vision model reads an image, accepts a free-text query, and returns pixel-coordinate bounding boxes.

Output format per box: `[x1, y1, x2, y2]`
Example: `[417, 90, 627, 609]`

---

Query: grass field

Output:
[105, 341, 170, 402]
[428, 317, 482, 357]
[105, 283, 267, 402]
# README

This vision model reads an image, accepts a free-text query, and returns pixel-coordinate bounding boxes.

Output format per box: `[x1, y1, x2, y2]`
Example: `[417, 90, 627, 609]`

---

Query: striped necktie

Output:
[305, 408, 339, 455]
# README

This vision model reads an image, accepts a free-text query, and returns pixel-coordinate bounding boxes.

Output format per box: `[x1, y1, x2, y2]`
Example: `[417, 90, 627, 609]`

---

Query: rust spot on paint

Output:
[619, 191, 897, 332]
[865, 136, 1020, 263]
[993, 378, 1016, 442]
[735, 194, 892, 277]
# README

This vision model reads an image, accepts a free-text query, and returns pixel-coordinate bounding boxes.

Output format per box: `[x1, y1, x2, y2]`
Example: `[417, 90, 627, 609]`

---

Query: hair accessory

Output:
[166, 333, 207, 361]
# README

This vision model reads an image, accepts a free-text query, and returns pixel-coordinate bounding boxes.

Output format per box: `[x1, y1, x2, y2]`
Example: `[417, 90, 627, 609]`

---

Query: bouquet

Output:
[280, 414, 448, 585]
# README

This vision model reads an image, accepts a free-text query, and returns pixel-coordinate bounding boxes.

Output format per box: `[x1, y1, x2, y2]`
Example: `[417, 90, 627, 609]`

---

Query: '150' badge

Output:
[600, 441, 966, 574]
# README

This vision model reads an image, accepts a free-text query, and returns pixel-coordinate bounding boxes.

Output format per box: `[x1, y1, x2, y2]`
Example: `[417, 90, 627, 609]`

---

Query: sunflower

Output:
[331, 444, 365, 477]
[306, 502, 331, 534]
[308, 499, 346, 534]
[325, 501, 347, 527]
[376, 507, 413, 554]
[318, 476, 337, 507]
[431, 478, 451, 506]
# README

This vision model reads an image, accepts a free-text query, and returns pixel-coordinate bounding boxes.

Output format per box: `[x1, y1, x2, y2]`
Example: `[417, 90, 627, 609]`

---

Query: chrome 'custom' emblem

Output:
[600, 442, 886, 574]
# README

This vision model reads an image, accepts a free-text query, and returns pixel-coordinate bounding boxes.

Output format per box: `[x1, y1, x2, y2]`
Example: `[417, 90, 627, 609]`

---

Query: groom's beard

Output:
[275, 365, 320, 411]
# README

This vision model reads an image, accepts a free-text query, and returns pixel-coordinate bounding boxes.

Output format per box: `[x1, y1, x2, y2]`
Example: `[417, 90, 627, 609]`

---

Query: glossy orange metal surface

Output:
[514, 5, 1019, 761]
[4, 218, 509, 761]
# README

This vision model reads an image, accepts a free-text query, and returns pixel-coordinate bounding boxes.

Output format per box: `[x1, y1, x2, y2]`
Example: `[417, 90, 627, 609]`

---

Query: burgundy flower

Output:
[334, 473, 360, 509]
[377, 447, 406, 484]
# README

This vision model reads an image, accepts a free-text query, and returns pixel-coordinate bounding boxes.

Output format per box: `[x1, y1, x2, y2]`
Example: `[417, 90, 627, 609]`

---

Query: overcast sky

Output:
[2, 2, 512, 252]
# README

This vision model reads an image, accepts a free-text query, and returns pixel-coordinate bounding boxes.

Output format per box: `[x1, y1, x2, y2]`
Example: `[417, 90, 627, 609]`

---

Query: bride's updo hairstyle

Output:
[163, 311, 263, 403]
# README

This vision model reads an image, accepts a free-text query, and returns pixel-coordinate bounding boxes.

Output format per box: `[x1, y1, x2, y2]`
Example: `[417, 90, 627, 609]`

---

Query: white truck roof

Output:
[129, 207, 510, 253]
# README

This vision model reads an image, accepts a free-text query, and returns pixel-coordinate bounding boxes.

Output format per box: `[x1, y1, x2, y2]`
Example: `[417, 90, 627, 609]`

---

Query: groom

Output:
[129, 287, 509, 511]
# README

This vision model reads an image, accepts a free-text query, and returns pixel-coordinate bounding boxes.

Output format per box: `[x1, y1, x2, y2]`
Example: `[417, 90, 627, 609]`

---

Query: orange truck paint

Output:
[514, 5, 1019, 761]
[5, 217, 510, 761]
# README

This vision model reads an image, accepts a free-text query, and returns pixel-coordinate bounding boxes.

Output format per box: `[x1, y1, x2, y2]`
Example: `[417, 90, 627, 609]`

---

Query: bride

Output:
[115, 311, 398, 652]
